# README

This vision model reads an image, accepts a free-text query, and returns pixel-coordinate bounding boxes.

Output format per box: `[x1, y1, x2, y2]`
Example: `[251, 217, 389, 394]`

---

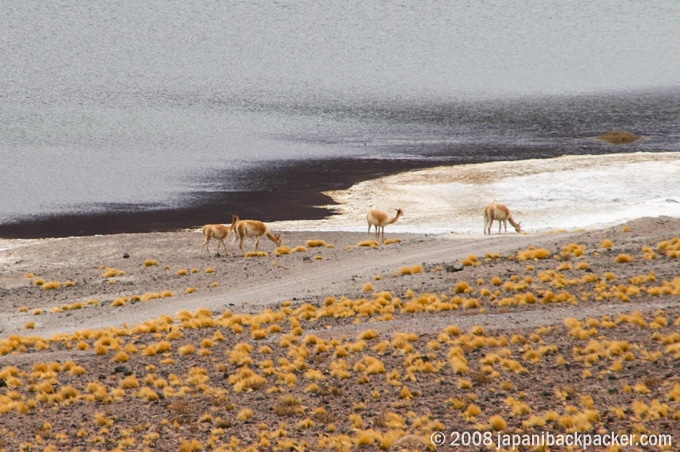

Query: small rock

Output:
[444, 262, 464, 273]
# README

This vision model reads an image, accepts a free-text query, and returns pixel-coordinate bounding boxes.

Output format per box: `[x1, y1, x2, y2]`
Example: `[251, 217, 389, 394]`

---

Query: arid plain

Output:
[1, 216, 679, 451]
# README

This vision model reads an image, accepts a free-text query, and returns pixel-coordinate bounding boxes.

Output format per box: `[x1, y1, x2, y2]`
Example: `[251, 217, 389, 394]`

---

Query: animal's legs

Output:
[216, 239, 226, 255]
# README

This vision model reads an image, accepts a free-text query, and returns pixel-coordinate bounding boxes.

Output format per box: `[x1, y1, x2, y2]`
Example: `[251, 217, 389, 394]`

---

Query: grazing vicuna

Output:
[366, 208, 403, 243]
[232, 218, 281, 256]
[200, 215, 239, 256]
[483, 203, 522, 235]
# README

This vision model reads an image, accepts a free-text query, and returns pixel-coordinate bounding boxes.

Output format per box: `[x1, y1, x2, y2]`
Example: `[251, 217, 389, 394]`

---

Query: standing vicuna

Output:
[200, 214, 239, 256]
[366, 208, 404, 243]
[483, 203, 522, 235]
[231, 217, 282, 256]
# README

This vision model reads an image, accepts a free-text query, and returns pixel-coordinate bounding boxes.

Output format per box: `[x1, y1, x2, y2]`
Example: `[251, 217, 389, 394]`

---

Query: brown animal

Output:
[366, 208, 403, 243]
[231, 218, 281, 256]
[200, 214, 239, 256]
[483, 203, 522, 235]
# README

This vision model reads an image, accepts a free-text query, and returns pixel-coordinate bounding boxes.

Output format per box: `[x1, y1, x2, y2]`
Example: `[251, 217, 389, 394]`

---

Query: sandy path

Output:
[3, 216, 679, 341]
[2, 232, 563, 338]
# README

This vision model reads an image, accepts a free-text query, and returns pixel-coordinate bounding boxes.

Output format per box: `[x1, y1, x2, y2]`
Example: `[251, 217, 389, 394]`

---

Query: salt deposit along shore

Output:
[271, 152, 680, 235]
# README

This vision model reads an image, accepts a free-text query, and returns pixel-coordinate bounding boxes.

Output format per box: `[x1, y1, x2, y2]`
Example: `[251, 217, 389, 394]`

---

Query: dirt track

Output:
[2, 216, 679, 340]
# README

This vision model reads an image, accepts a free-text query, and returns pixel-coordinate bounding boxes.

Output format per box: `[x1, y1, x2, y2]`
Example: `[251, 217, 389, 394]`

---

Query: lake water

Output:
[1, 0, 679, 238]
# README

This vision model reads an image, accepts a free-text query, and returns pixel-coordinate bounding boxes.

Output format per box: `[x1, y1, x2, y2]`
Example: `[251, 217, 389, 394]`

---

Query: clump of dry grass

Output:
[615, 253, 634, 263]
[517, 247, 552, 261]
[357, 240, 379, 248]
[40, 281, 62, 291]
[245, 251, 268, 258]
[275, 246, 292, 256]
[398, 265, 423, 276]
[306, 239, 327, 248]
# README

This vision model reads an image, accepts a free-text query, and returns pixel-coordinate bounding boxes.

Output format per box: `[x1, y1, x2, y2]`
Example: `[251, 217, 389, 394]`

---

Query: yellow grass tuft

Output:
[357, 240, 379, 248]
[615, 253, 634, 263]
[306, 239, 327, 247]
[41, 281, 62, 290]
[103, 268, 124, 278]
[179, 345, 195, 355]
[489, 414, 507, 431]
[251, 329, 268, 340]
[111, 351, 129, 363]
[462, 255, 480, 266]
[143, 259, 158, 267]
[454, 281, 473, 293]
[236, 407, 254, 421]
[138, 386, 160, 401]
[601, 239, 614, 249]
[398, 264, 423, 275]
[464, 403, 482, 419]
[358, 329, 379, 340]
[362, 282, 374, 292]
[517, 247, 551, 261]
[275, 246, 292, 256]
[245, 251, 269, 258]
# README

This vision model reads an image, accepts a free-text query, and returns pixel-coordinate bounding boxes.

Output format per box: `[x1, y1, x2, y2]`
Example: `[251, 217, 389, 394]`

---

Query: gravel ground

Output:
[0, 216, 679, 451]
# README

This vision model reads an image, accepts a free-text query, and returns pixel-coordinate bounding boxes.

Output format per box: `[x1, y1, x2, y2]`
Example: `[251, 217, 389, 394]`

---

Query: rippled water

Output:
[1, 1, 679, 233]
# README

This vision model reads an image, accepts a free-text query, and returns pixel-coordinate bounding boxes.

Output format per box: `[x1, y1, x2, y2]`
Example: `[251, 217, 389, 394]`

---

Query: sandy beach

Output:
[1, 215, 679, 450]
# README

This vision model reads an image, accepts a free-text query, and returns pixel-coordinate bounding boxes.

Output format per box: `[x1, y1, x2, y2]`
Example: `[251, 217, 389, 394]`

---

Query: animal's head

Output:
[513, 222, 523, 233]
[396, 208, 404, 217]
[230, 214, 240, 228]
[273, 234, 282, 247]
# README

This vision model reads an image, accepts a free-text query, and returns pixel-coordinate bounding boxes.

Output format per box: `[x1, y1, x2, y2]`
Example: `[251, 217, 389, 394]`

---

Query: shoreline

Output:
[2, 150, 679, 240]
[0, 157, 461, 240]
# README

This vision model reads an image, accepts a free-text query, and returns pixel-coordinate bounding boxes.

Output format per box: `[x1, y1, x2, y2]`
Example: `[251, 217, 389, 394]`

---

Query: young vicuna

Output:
[366, 208, 403, 243]
[232, 219, 281, 256]
[483, 203, 522, 235]
[200, 214, 240, 256]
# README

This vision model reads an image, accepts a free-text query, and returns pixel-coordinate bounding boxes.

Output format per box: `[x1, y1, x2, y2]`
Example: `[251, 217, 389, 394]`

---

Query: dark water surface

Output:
[2, 89, 680, 239]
